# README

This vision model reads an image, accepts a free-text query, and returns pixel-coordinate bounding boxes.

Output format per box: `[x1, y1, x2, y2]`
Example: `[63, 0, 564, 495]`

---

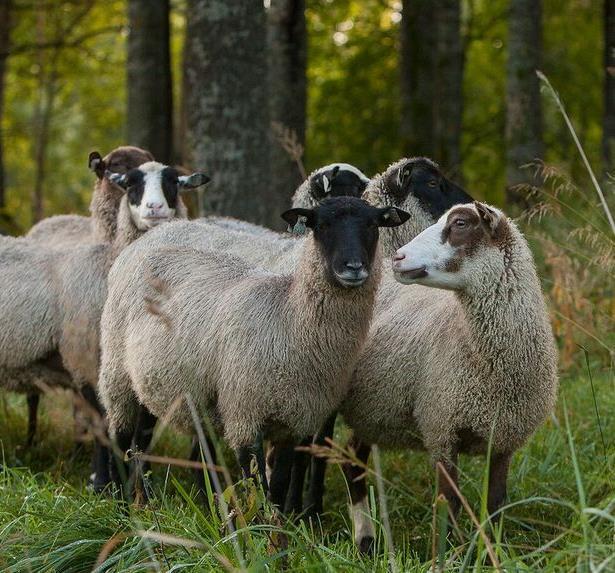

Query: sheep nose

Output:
[345, 261, 364, 271]
[146, 202, 164, 210]
[392, 252, 405, 266]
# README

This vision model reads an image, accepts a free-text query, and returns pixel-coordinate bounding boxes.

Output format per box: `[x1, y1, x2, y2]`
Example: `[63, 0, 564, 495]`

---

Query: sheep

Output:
[97, 197, 410, 507]
[0, 158, 208, 480]
[291, 163, 371, 209]
[26, 146, 155, 248]
[339, 202, 559, 552]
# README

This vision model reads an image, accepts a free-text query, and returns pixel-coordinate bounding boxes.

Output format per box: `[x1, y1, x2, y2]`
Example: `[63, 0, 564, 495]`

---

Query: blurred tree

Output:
[0, 0, 9, 216]
[184, 0, 271, 226]
[434, 0, 463, 177]
[400, 0, 463, 175]
[400, 0, 436, 158]
[268, 0, 306, 214]
[603, 0, 615, 176]
[505, 0, 543, 205]
[127, 0, 172, 163]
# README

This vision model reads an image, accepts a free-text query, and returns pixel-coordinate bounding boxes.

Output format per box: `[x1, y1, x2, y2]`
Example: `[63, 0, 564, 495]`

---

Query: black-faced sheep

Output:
[97, 197, 409, 507]
[341, 202, 558, 552]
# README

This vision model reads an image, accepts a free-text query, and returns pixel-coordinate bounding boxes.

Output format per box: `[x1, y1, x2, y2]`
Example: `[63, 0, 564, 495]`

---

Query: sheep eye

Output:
[428, 180, 438, 188]
[455, 219, 466, 227]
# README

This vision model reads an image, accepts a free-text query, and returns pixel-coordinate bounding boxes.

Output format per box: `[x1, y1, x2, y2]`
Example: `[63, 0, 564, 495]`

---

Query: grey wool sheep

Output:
[98, 197, 410, 507]
[26, 146, 155, 248]
[0, 158, 209, 476]
[341, 202, 559, 552]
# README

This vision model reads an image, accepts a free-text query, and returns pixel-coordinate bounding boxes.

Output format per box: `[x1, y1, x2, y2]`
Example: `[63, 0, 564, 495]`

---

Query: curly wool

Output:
[341, 216, 559, 461]
[99, 235, 381, 449]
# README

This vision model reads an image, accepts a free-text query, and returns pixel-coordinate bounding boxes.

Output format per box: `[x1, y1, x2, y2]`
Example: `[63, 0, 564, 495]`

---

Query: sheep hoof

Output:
[358, 535, 374, 555]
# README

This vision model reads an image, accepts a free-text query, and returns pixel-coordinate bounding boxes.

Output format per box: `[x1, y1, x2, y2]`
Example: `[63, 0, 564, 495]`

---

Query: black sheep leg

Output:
[487, 451, 511, 520]
[305, 412, 337, 517]
[284, 437, 310, 515]
[26, 393, 40, 448]
[80, 385, 112, 492]
[236, 432, 268, 491]
[268, 442, 295, 511]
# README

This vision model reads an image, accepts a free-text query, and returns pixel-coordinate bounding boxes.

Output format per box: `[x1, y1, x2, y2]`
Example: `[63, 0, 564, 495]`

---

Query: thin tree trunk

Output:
[184, 0, 271, 226]
[505, 0, 543, 204]
[267, 0, 306, 218]
[0, 0, 10, 213]
[434, 0, 463, 177]
[400, 0, 436, 158]
[603, 0, 615, 176]
[127, 0, 173, 163]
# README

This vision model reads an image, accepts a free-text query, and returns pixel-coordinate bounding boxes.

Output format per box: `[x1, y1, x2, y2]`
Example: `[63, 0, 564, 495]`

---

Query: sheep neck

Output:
[90, 179, 125, 243]
[456, 237, 555, 383]
[289, 236, 382, 344]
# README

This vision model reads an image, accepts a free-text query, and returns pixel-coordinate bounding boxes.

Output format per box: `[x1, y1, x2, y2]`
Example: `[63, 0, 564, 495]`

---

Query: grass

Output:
[0, 366, 613, 572]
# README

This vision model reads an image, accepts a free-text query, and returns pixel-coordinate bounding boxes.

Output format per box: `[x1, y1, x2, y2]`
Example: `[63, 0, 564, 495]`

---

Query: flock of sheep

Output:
[0, 145, 558, 553]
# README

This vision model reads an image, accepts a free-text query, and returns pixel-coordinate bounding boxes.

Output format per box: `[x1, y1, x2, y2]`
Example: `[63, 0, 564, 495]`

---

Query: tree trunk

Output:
[603, 0, 615, 176]
[434, 0, 463, 177]
[127, 0, 173, 163]
[267, 0, 307, 217]
[505, 0, 543, 205]
[0, 0, 10, 213]
[400, 0, 463, 175]
[400, 0, 436, 158]
[184, 0, 271, 226]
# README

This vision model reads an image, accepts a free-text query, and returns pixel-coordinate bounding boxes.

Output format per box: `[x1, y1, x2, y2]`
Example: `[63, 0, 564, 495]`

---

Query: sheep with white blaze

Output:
[0, 157, 209, 481]
[340, 202, 558, 552]
[98, 197, 410, 506]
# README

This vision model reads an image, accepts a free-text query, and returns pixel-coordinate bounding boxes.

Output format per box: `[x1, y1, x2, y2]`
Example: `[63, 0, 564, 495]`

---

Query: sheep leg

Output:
[26, 393, 40, 448]
[283, 437, 310, 515]
[343, 436, 374, 554]
[268, 441, 295, 511]
[436, 453, 461, 517]
[487, 451, 511, 520]
[305, 411, 337, 517]
[80, 384, 112, 492]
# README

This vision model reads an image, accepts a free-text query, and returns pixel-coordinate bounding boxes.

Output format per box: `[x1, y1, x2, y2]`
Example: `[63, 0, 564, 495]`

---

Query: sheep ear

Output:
[474, 201, 500, 235]
[281, 208, 315, 234]
[88, 151, 106, 180]
[329, 165, 340, 180]
[396, 165, 411, 189]
[106, 171, 128, 189]
[179, 172, 211, 190]
[377, 206, 411, 227]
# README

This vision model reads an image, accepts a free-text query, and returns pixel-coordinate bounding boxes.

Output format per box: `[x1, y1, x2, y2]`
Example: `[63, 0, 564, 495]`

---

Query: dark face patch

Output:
[442, 207, 492, 272]
[283, 197, 408, 286]
[387, 158, 474, 219]
[123, 169, 146, 206]
[160, 167, 180, 208]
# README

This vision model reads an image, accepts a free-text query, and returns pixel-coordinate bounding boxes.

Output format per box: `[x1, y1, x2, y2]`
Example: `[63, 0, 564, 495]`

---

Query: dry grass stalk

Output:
[271, 121, 307, 180]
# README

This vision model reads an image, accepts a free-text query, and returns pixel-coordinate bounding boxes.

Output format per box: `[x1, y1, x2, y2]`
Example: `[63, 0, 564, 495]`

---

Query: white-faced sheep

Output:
[340, 202, 558, 552]
[0, 158, 209, 483]
[98, 197, 409, 507]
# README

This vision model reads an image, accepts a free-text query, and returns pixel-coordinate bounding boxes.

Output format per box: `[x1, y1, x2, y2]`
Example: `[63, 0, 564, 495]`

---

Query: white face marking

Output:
[129, 162, 176, 230]
[392, 213, 462, 290]
[317, 162, 370, 184]
[351, 497, 375, 547]
[322, 175, 330, 193]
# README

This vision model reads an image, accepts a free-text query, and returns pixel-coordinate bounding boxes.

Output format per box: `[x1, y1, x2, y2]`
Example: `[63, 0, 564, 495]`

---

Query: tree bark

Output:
[505, 0, 543, 204]
[267, 0, 307, 217]
[400, 0, 463, 176]
[0, 0, 10, 213]
[184, 0, 271, 226]
[127, 0, 173, 163]
[603, 0, 615, 175]
[400, 0, 436, 158]
[434, 0, 463, 177]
